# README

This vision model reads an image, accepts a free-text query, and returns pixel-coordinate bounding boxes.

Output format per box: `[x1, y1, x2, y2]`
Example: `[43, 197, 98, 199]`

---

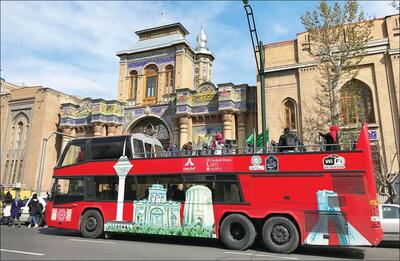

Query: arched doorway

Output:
[129, 116, 171, 148]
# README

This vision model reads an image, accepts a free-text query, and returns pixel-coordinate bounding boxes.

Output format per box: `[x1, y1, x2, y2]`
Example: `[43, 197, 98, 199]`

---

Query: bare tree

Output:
[374, 148, 399, 204]
[301, 0, 373, 125]
[391, 0, 400, 11]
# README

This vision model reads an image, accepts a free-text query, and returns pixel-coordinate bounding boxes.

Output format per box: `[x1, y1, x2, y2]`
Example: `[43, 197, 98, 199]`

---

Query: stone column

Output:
[222, 112, 233, 140]
[75, 127, 86, 137]
[179, 116, 189, 149]
[61, 127, 73, 152]
[106, 125, 117, 136]
[93, 123, 104, 136]
[237, 113, 247, 154]
[173, 119, 180, 146]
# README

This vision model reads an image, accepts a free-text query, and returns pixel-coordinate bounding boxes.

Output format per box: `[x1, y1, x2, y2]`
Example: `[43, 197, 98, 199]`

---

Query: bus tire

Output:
[220, 214, 256, 250]
[80, 210, 104, 239]
[262, 216, 299, 254]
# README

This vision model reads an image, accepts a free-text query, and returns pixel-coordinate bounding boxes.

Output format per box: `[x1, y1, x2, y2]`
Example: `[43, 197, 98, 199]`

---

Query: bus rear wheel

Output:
[220, 214, 256, 250]
[80, 210, 103, 239]
[262, 216, 299, 254]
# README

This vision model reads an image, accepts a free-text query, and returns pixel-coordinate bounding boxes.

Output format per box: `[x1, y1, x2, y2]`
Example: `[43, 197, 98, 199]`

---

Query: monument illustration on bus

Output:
[104, 183, 216, 238]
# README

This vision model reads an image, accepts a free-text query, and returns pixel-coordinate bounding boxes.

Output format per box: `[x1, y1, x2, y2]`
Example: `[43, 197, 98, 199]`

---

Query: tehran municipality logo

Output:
[183, 158, 196, 171]
[323, 154, 345, 169]
[249, 155, 265, 170]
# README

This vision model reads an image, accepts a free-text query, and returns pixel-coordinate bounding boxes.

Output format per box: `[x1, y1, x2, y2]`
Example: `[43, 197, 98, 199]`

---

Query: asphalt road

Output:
[1, 225, 399, 260]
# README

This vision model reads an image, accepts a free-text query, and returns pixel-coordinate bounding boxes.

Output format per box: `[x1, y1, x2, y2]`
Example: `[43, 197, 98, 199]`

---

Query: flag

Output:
[246, 129, 269, 147]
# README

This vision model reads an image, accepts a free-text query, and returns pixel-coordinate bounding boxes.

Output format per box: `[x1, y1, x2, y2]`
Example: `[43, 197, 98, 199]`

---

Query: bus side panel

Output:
[249, 175, 328, 244]
[46, 201, 119, 230]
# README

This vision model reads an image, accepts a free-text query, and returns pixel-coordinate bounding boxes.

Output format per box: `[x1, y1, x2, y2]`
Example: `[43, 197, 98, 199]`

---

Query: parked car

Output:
[19, 196, 47, 226]
[379, 204, 400, 240]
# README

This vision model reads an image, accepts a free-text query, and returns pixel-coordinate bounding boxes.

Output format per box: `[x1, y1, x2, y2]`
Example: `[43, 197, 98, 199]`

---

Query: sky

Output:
[1, 0, 397, 100]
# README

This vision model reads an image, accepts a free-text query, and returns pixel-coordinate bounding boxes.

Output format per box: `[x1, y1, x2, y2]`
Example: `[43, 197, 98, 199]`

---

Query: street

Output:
[1, 226, 399, 260]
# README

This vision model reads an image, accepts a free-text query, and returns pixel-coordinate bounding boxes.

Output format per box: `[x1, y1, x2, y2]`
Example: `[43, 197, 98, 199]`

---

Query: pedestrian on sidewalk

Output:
[9, 196, 24, 227]
[28, 193, 43, 228]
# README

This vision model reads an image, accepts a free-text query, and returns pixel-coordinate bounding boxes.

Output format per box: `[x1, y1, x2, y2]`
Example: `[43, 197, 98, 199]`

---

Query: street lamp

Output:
[36, 131, 76, 196]
[243, 0, 268, 150]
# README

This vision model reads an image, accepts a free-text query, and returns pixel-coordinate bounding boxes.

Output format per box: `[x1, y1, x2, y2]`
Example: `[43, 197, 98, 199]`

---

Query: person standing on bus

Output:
[168, 143, 178, 157]
[28, 194, 43, 228]
[77, 147, 85, 162]
[182, 142, 193, 156]
[278, 128, 299, 152]
[319, 125, 340, 151]
[212, 133, 224, 155]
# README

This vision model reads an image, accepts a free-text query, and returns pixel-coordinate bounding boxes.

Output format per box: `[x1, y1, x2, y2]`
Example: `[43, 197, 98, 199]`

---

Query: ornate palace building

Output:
[59, 23, 257, 151]
[260, 14, 400, 173]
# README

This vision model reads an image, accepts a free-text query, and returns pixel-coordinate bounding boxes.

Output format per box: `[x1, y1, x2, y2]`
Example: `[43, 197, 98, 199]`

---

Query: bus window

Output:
[214, 182, 241, 203]
[60, 141, 86, 166]
[94, 176, 119, 201]
[136, 175, 183, 201]
[54, 178, 85, 195]
[124, 176, 137, 201]
[90, 137, 132, 160]
[133, 139, 145, 158]
[183, 175, 243, 203]
[145, 143, 153, 157]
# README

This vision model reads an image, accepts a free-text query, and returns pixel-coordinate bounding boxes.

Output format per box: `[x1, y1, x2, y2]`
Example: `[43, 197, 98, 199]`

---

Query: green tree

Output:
[301, 0, 373, 126]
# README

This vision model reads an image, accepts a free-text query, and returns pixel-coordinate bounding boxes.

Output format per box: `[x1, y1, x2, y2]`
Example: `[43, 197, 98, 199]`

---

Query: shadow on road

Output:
[37, 227, 374, 260]
[108, 232, 225, 249]
[379, 240, 400, 248]
[294, 246, 365, 259]
[38, 227, 81, 237]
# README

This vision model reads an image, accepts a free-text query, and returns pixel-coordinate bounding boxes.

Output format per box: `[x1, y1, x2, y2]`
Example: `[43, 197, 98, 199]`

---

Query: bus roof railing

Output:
[134, 142, 358, 159]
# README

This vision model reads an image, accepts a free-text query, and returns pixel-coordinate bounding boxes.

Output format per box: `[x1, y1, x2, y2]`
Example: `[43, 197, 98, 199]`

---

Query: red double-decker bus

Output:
[45, 124, 383, 253]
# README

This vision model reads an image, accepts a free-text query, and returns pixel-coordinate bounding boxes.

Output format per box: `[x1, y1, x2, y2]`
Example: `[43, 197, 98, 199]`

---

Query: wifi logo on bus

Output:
[323, 154, 345, 169]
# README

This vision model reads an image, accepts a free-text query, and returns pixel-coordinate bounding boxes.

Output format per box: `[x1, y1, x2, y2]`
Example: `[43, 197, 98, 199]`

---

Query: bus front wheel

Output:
[262, 216, 299, 254]
[220, 214, 256, 250]
[80, 210, 104, 239]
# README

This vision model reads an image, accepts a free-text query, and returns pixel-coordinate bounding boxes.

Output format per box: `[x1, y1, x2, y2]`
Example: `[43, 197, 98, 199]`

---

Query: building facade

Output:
[60, 23, 257, 152]
[260, 14, 400, 173]
[0, 79, 81, 195]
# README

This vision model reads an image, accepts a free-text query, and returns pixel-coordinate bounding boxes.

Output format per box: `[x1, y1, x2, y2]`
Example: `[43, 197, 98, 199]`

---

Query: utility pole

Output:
[243, 1, 267, 150]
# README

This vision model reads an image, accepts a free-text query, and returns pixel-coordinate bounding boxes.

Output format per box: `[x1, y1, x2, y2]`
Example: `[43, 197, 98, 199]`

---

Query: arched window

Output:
[14, 122, 24, 149]
[283, 99, 296, 129]
[164, 65, 174, 95]
[144, 65, 158, 102]
[340, 79, 375, 125]
[128, 70, 138, 100]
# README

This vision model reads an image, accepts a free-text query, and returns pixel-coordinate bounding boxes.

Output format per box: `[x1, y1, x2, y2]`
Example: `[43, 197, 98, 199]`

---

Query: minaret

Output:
[194, 26, 215, 88]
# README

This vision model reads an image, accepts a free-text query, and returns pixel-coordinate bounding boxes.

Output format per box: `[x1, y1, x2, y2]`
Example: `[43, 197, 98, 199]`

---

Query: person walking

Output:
[319, 125, 340, 151]
[9, 196, 24, 227]
[28, 194, 43, 228]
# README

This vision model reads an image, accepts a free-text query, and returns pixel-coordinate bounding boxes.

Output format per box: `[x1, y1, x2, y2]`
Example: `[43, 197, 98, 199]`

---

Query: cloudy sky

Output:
[1, 1, 396, 100]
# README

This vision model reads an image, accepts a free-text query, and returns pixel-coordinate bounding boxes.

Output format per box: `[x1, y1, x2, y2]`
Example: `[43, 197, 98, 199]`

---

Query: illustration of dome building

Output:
[133, 184, 181, 227]
[183, 185, 214, 229]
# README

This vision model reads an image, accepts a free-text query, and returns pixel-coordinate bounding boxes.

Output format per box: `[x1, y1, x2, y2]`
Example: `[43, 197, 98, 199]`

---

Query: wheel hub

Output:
[271, 225, 290, 245]
[86, 216, 97, 232]
[230, 223, 245, 241]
